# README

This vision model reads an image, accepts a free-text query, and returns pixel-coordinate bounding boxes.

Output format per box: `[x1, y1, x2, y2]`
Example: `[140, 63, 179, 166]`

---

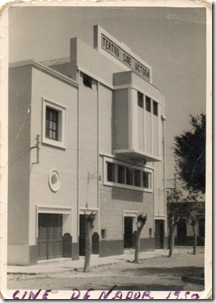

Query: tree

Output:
[167, 201, 204, 256]
[174, 114, 206, 193]
[187, 210, 198, 255]
[133, 214, 147, 263]
[83, 211, 97, 272]
[168, 211, 179, 257]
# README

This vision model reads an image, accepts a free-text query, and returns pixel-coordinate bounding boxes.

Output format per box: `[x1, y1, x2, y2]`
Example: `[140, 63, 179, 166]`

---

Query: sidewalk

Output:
[7, 246, 204, 275]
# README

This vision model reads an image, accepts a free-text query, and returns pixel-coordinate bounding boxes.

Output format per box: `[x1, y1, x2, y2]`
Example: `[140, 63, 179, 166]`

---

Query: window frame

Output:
[42, 98, 67, 149]
[107, 162, 116, 182]
[103, 157, 153, 192]
[46, 107, 59, 141]
[145, 96, 151, 112]
[153, 100, 158, 116]
[137, 91, 144, 108]
[101, 229, 107, 240]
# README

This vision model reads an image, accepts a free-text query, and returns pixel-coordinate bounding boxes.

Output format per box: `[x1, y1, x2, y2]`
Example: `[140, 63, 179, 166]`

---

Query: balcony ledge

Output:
[114, 149, 162, 163]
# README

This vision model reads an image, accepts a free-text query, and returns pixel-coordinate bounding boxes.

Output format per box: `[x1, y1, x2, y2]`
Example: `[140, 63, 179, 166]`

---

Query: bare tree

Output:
[168, 201, 203, 257]
[187, 210, 199, 255]
[83, 211, 97, 272]
[133, 214, 147, 263]
[168, 212, 179, 257]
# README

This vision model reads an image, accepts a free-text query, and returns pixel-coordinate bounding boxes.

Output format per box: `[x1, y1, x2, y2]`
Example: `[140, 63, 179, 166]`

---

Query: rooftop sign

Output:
[94, 25, 151, 83]
[101, 34, 150, 82]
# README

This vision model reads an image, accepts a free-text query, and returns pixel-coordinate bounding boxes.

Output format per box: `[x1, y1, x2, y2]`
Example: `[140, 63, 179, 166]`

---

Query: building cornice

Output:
[9, 60, 79, 88]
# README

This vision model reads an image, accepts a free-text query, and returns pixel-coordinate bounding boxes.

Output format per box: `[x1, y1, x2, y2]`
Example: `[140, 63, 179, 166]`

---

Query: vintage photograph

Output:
[1, 0, 212, 299]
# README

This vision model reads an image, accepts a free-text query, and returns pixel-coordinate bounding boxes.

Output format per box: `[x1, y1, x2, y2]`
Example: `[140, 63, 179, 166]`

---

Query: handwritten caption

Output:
[12, 285, 200, 300]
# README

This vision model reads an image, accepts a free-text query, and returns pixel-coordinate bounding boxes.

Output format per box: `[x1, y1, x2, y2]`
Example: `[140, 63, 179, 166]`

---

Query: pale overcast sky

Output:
[9, 5, 206, 180]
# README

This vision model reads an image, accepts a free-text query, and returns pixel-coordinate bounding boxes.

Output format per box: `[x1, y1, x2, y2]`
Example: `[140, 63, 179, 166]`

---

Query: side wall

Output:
[29, 67, 79, 260]
[8, 66, 32, 265]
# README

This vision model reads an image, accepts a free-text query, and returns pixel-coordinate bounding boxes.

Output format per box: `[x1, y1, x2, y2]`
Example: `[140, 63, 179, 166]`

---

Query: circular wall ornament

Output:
[49, 169, 61, 192]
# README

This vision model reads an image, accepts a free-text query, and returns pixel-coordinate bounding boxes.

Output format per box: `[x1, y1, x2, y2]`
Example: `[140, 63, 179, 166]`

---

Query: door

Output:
[198, 218, 205, 245]
[124, 217, 133, 248]
[38, 214, 63, 260]
[177, 219, 187, 245]
[155, 220, 164, 249]
[79, 214, 86, 256]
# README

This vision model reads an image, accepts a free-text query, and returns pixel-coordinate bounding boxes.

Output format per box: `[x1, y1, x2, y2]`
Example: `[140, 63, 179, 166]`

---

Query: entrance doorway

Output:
[124, 217, 133, 248]
[79, 214, 86, 256]
[38, 214, 63, 260]
[177, 219, 187, 245]
[155, 220, 164, 249]
[79, 214, 99, 256]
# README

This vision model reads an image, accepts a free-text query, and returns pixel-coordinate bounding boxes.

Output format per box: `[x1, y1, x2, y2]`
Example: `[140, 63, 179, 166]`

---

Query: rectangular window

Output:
[107, 162, 115, 182]
[104, 158, 152, 192]
[83, 74, 93, 88]
[46, 107, 59, 141]
[126, 167, 133, 186]
[134, 169, 141, 187]
[143, 172, 151, 188]
[146, 96, 151, 112]
[153, 101, 158, 116]
[42, 99, 66, 149]
[137, 91, 144, 108]
[101, 229, 106, 240]
[118, 165, 125, 184]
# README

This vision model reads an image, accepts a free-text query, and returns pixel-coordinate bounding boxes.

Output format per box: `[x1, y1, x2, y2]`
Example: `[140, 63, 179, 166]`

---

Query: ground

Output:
[7, 250, 204, 291]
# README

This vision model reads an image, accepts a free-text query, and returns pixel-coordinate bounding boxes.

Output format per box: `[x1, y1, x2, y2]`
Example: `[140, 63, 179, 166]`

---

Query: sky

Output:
[8, 4, 207, 181]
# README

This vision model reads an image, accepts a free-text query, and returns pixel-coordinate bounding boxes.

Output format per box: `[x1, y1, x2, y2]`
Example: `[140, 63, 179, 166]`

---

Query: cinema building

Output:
[8, 25, 166, 265]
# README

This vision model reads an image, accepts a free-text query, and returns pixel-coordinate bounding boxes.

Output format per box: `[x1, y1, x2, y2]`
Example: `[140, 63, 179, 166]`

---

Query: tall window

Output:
[143, 172, 151, 188]
[46, 107, 59, 140]
[118, 165, 125, 184]
[134, 169, 141, 187]
[146, 96, 151, 112]
[153, 101, 158, 116]
[42, 99, 66, 149]
[126, 167, 133, 185]
[137, 91, 144, 108]
[107, 162, 115, 182]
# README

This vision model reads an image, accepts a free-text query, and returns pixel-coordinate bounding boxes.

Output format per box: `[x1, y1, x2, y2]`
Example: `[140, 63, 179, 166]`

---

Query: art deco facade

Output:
[8, 25, 166, 265]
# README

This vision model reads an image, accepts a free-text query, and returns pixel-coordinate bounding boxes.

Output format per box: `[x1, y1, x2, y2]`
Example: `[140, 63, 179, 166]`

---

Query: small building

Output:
[8, 25, 166, 265]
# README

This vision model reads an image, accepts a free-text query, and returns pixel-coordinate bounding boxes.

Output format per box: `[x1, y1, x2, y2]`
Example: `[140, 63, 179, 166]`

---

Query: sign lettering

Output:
[101, 34, 150, 82]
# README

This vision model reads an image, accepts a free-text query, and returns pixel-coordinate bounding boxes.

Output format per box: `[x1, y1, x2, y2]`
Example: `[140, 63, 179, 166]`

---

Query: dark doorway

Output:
[92, 232, 99, 254]
[124, 217, 133, 248]
[199, 218, 205, 238]
[155, 220, 164, 249]
[177, 219, 187, 245]
[198, 218, 205, 245]
[79, 214, 86, 256]
[38, 214, 63, 260]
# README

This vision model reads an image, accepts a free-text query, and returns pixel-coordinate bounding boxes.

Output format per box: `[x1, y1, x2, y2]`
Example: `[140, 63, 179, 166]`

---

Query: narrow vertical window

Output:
[146, 96, 151, 112]
[46, 107, 59, 141]
[107, 162, 115, 182]
[143, 172, 151, 188]
[118, 165, 125, 184]
[126, 167, 133, 185]
[134, 169, 141, 187]
[153, 101, 158, 116]
[101, 229, 106, 240]
[137, 91, 144, 108]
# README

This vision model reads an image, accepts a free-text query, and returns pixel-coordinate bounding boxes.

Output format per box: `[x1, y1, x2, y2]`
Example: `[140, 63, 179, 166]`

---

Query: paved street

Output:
[7, 247, 204, 291]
